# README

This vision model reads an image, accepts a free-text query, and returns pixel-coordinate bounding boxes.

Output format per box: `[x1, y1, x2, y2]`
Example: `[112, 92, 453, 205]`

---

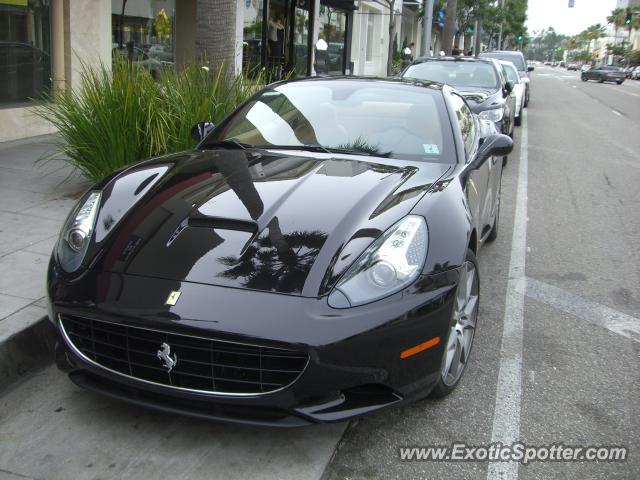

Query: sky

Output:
[526, 0, 618, 36]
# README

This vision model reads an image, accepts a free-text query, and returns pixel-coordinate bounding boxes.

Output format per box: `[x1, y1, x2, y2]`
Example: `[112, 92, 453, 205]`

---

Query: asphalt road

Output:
[1, 67, 639, 480]
[324, 67, 640, 480]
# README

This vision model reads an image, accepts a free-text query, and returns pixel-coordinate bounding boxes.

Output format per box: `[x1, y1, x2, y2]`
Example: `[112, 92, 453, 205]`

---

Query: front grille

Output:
[59, 314, 308, 395]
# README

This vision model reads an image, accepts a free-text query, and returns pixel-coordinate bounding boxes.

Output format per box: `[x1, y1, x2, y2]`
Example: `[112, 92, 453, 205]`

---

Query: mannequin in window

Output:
[268, 16, 285, 60]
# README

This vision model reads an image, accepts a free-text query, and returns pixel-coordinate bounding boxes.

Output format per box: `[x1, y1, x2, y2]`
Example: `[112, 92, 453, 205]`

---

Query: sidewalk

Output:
[0, 134, 90, 390]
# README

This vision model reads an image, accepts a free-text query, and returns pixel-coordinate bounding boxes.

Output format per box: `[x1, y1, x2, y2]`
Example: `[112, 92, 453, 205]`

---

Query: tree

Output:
[581, 23, 605, 59]
[442, 0, 458, 55]
[501, 0, 528, 49]
[457, 0, 493, 53]
[607, 8, 626, 45]
[196, 0, 238, 79]
[626, 7, 640, 43]
[381, 0, 398, 75]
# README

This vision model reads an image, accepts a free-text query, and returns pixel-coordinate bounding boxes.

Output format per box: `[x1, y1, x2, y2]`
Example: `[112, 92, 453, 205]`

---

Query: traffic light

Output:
[517, 34, 523, 41]
[626, 8, 632, 25]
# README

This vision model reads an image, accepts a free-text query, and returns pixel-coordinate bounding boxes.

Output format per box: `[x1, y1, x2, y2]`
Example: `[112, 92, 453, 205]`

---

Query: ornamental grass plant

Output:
[35, 61, 265, 182]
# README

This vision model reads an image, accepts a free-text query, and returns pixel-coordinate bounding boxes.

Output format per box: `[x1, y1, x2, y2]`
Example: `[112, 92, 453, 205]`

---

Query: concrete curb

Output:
[0, 316, 56, 393]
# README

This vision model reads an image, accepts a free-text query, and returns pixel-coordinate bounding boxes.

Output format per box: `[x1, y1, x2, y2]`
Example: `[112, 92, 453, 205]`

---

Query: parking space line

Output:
[521, 278, 640, 343]
[486, 110, 528, 480]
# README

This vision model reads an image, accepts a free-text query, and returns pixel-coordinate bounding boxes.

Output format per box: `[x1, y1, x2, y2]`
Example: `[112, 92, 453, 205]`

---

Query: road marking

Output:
[520, 278, 640, 343]
[612, 109, 623, 117]
[486, 110, 528, 480]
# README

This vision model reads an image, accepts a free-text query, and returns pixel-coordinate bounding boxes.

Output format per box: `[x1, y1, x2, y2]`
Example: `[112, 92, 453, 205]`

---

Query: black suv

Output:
[402, 56, 516, 139]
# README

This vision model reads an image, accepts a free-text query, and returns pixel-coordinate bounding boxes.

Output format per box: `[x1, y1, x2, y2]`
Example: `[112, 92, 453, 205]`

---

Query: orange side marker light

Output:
[400, 337, 441, 359]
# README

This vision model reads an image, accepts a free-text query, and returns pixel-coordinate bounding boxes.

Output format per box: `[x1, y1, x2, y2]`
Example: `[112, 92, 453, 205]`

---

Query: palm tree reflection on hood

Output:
[211, 152, 327, 293]
[218, 225, 326, 293]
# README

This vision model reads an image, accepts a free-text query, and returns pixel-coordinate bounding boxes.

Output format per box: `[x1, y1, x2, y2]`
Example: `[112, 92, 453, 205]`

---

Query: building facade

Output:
[0, 0, 427, 142]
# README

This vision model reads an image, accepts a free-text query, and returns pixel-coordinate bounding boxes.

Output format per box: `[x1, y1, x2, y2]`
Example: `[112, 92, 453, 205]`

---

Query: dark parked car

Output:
[0, 41, 50, 103]
[402, 57, 516, 141]
[48, 77, 512, 426]
[479, 50, 533, 107]
[581, 65, 625, 84]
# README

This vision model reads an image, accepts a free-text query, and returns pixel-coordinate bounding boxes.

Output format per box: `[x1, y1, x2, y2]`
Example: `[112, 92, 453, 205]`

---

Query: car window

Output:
[502, 63, 519, 83]
[211, 81, 455, 163]
[403, 61, 500, 89]
[448, 93, 477, 158]
[480, 52, 525, 71]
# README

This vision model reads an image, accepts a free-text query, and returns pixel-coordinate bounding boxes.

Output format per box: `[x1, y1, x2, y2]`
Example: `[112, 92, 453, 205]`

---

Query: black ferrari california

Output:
[48, 77, 512, 426]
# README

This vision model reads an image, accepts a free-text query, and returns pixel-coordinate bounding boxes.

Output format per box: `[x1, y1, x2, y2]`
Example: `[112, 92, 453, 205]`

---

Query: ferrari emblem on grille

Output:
[165, 290, 181, 306]
[157, 342, 178, 372]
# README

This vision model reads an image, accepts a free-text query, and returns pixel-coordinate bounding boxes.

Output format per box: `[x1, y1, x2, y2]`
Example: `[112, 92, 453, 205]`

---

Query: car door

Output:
[500, 64, 516, 132]
[449, 92, 497, 236]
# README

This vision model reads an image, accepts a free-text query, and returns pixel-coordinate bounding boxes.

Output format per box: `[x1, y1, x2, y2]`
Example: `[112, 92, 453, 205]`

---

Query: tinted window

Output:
[210, 81, 455, 163]
[449, 93, 476, 157]
[403, 61, 500, 89]
[480, 52, 525, 71]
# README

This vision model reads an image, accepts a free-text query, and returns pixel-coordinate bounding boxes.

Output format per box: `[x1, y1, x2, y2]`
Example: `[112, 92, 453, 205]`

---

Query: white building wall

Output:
[351, 1, 401, 76]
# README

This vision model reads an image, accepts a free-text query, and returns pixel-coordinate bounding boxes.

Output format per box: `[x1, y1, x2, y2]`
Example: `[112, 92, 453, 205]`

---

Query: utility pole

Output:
[422, 0, 435, 56]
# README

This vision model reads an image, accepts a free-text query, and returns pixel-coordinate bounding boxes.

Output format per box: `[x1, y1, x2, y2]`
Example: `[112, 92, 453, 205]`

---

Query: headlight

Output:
[56, 191, 101, 273]
[479, 108, 504, 123]
[328, 215, 428, 308]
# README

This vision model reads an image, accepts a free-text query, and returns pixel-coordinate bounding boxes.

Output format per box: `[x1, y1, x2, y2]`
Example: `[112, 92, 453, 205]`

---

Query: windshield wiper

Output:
[202, 139, 253, 150]
[265, 144, 379, 156]
[265, 144, 332, 154]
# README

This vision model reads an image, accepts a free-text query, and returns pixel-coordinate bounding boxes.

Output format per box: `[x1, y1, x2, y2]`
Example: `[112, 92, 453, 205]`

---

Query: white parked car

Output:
[500, 60, 525, 126]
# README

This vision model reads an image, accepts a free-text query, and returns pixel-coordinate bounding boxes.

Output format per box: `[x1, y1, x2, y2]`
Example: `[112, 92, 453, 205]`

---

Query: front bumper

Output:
[49, 266, 459, 426]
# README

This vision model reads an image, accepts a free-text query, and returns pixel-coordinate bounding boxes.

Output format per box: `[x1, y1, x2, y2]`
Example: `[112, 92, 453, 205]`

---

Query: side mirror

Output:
[191, 122, 215, 142]
[472, 134, 513, 168]
[527, 65, 534, 72]
[504, 81, 513, 94]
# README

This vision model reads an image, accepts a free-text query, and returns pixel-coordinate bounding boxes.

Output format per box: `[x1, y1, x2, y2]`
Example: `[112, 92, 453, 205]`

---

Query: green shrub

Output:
[34, 61, 265, 182]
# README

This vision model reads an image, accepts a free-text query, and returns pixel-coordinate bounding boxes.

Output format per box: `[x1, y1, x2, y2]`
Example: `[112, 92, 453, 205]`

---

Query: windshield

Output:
[206, 81, 454, 163]
[403, 61, 500, 90]
[480, 52, 526, 71]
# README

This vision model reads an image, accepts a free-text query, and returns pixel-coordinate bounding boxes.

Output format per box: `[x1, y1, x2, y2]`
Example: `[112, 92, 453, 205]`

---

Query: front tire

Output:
[581, 74, 587, 82]
[430, 250, 479, 398]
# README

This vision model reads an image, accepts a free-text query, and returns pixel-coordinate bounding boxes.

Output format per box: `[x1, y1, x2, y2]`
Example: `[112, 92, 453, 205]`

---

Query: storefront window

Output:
[242, 0, 263, 74]
[293, 0, 309, 76]
[317, 4, 346, 75]
[0, 0, 51, 106]
[111, 0, 175, 79]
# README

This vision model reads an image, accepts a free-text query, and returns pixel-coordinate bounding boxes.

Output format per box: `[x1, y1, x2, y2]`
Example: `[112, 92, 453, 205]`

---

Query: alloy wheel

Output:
[441, 261, 479, 387]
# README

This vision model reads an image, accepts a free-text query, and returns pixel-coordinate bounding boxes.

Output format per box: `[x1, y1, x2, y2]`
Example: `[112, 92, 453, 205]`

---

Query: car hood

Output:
[456, 86, 503, 112]
[90, 149, 451, 297]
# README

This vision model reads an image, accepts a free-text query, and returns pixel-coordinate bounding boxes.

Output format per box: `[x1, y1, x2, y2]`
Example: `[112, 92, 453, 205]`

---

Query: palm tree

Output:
[196, 0, 238, 79]
[218, 226, 327, 294]
[583, 23, 605, 61]
[607, 8, 626, 46]
[627, 7, 640, 44]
